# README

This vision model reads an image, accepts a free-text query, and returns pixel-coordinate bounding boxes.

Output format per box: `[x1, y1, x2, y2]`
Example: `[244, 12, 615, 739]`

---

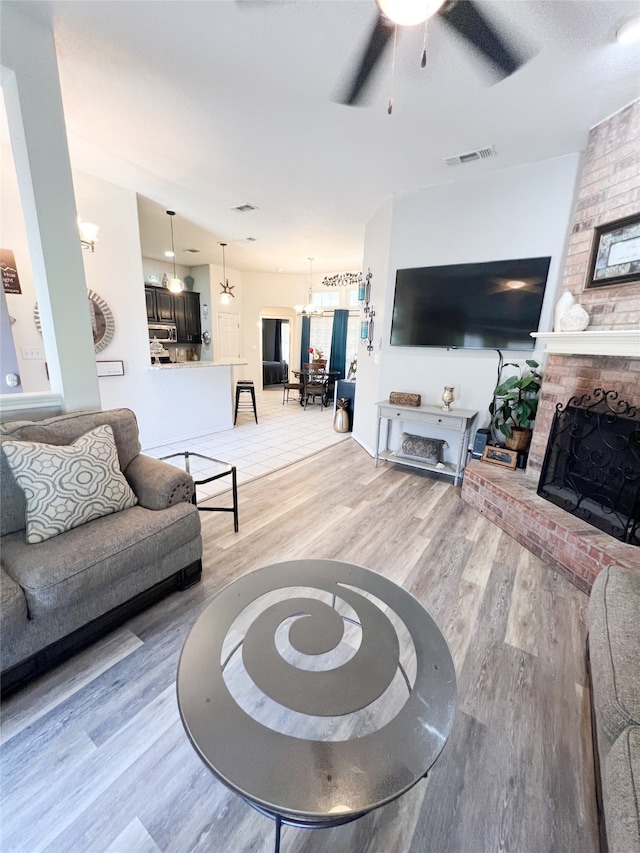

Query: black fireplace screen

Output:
[537, 389, 640, 546]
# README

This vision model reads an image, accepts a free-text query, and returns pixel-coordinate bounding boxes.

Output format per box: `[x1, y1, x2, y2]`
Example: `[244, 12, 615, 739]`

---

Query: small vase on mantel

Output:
[553, 292, 575, 331]
[442, 386, 455, 411]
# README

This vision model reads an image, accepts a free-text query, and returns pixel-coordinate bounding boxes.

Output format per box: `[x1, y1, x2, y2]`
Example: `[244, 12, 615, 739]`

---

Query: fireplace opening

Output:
[537, 389, 640, 546]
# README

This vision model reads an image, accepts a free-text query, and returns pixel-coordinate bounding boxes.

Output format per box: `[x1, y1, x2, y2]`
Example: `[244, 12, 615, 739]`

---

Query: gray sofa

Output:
[1, 408, 202, 696]
[588, 565, 640, 853]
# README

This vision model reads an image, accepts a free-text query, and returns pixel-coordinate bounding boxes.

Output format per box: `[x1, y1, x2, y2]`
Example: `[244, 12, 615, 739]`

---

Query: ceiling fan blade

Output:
[438, 0, 524, 78]
[339, 12, 394, 106]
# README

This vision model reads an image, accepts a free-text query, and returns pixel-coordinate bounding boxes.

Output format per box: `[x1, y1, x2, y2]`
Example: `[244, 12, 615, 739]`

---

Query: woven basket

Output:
[389, 392, 421, 407]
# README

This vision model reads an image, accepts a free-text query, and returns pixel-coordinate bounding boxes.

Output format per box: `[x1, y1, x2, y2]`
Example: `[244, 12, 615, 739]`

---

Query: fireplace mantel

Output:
[531, 329, 640, 358]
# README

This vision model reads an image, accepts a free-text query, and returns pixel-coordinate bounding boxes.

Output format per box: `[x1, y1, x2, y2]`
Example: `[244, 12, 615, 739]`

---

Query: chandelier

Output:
[295, 258, 323, 316]
[321, 271, 363, 288]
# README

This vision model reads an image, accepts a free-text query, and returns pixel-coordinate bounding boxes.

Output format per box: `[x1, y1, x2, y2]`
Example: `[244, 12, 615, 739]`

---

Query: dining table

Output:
[293, 368, 340, 408]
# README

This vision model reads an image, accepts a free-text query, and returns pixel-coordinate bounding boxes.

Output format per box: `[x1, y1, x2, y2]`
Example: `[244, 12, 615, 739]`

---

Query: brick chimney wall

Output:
[528, 101, 640, 477]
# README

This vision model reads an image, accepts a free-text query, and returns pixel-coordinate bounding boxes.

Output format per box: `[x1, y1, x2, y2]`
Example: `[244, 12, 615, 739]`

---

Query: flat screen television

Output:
[390, 256, 551, 351]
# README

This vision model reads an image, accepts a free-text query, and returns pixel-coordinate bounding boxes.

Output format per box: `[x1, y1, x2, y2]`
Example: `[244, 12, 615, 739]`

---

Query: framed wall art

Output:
[586, 213, 640, 289]
[481, 445, 518, 470]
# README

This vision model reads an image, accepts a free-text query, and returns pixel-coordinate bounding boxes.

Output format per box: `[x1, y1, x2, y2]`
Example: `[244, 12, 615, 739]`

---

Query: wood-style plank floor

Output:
[0, 440, 597, 853]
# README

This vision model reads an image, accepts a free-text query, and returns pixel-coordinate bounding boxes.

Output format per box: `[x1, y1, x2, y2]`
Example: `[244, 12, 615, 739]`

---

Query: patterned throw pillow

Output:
[2, 424, 138, 544]
[397, 433, 448, 464]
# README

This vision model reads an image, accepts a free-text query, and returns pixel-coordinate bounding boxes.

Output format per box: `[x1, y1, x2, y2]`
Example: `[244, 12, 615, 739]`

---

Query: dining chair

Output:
[282, 368, 303, 404]
[302, 363, 328, 409]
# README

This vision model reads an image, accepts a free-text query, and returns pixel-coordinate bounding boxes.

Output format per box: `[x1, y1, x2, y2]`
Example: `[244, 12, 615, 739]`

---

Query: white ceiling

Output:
[21, 0, 640, 273]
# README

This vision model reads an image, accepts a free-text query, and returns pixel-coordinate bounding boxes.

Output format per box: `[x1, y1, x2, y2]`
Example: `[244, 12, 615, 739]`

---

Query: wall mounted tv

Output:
[390, 257, 551, 351]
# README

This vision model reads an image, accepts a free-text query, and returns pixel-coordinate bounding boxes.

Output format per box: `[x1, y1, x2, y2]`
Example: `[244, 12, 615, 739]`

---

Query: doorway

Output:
[261, 318, 290, 386]
[217, 312, 240, 361]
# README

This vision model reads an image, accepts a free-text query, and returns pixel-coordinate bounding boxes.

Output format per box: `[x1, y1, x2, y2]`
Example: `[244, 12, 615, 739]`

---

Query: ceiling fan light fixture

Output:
[616, 15, 640, 45]
[377, 0, 444, 26]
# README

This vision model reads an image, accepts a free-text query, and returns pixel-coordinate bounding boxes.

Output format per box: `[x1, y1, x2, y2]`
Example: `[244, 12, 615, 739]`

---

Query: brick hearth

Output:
[461, 461, 639, 592]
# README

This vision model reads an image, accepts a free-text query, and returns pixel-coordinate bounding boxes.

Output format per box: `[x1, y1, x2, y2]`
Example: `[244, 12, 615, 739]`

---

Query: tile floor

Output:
[144, 386, 350, 502]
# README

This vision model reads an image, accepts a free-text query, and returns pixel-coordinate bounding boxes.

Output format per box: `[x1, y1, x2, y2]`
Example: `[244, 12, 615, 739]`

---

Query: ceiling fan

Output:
[339, 0, 527, 106]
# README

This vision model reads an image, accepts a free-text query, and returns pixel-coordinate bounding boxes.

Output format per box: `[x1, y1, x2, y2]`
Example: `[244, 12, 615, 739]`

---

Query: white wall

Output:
[354, 154, 582, 455]
[142, 257, 189, 285]
[351, 199, 393, 454]
[241, 271, 309, 386]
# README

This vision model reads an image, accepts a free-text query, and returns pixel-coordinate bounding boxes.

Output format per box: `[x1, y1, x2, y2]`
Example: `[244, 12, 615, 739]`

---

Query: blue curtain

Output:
[300, 315, 311, 367]
[273, 319, 282, 362]
[329, 309, 348, 381]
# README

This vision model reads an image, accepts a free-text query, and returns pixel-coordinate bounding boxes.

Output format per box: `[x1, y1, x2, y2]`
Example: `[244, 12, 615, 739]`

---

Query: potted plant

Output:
[489, 359, 542, 451]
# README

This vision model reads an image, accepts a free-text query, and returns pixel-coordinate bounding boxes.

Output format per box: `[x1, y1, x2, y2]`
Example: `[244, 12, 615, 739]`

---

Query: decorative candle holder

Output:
[442, 386, 455, 411]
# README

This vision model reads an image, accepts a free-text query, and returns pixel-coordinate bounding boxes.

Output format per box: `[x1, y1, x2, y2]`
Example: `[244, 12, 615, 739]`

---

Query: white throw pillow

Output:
[2, 424, 138, 544]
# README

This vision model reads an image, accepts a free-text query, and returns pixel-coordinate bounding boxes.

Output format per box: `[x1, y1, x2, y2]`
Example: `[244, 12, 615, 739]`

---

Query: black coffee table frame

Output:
[160, 451, 238, 532]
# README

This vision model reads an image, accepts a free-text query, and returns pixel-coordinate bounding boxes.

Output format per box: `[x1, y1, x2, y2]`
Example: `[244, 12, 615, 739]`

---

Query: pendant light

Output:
[166, 210, 184, 293]
[219, 242, 235, 304]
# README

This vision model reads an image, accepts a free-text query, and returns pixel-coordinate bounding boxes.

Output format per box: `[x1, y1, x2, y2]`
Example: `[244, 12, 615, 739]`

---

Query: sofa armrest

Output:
[124, 454, 194, 509]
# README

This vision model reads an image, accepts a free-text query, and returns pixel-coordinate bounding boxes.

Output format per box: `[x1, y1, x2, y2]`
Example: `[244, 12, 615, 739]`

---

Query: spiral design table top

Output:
[177, 559, 457, 824]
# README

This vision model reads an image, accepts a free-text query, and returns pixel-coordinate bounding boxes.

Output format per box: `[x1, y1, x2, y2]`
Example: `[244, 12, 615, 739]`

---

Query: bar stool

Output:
[234, 380, 258, 425]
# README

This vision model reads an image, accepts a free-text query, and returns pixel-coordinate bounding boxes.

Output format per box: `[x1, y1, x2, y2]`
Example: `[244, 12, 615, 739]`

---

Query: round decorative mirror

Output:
[34, 290, 115, 354]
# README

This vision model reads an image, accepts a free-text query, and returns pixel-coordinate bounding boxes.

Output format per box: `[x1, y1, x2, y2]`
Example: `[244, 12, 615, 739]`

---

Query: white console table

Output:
[375, 401, 477, 486]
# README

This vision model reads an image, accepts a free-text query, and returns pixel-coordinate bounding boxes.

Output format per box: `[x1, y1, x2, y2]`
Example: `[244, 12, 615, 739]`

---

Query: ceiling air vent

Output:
[231, 203, 259, 213]
[444, 145, 497, 166]
[184, 248, 200, 254]
[245, 237, 257, 242]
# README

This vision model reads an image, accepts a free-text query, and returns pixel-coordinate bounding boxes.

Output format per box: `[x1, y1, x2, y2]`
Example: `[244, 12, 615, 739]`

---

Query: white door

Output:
[217, 312, 240, 360]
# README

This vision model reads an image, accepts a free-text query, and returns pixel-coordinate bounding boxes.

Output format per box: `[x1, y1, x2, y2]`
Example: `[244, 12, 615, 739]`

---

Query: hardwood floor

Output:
[0, 440, 597, 853]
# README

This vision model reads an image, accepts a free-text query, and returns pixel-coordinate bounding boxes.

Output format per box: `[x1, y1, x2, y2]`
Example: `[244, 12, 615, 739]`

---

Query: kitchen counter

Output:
[139, 360, 248, 448]
[146, 359, 248, 370]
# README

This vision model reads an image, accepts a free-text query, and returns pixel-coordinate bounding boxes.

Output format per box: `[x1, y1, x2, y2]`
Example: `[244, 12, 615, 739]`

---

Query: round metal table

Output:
[177, 559, 457, 850]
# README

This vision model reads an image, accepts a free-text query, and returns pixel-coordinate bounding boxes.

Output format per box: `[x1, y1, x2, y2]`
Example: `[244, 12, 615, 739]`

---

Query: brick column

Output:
[528, 101, 640, 478]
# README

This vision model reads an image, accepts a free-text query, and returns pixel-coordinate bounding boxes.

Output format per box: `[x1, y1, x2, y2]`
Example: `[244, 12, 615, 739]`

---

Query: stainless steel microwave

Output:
[148, 323, 177, 343]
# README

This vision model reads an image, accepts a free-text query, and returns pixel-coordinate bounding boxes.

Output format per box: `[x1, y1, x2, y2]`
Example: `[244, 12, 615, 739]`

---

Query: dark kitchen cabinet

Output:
[145, 286, 176, 324]
[174, 291, 201, 343]
[145, 288, 156, 322]
[156, 289, 176, 323]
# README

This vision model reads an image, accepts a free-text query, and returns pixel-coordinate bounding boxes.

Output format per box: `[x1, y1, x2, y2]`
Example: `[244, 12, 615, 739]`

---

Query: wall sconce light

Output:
[78, 218, 99, 252]
[219, 242, 235, 304]
[361, 309, 375, 352]
[359, 268, 372, 310]
[166, 211, 184, 293]
[360, 268, 374, 353]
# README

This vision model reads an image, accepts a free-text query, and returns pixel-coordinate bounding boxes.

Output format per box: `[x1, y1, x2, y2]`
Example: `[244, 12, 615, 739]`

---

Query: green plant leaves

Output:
[490, 360, 541, 436]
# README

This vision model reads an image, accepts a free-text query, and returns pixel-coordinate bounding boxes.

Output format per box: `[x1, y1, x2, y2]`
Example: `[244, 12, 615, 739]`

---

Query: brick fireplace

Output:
[462, 101, 640, 592]
[462, 344, 640, 593]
